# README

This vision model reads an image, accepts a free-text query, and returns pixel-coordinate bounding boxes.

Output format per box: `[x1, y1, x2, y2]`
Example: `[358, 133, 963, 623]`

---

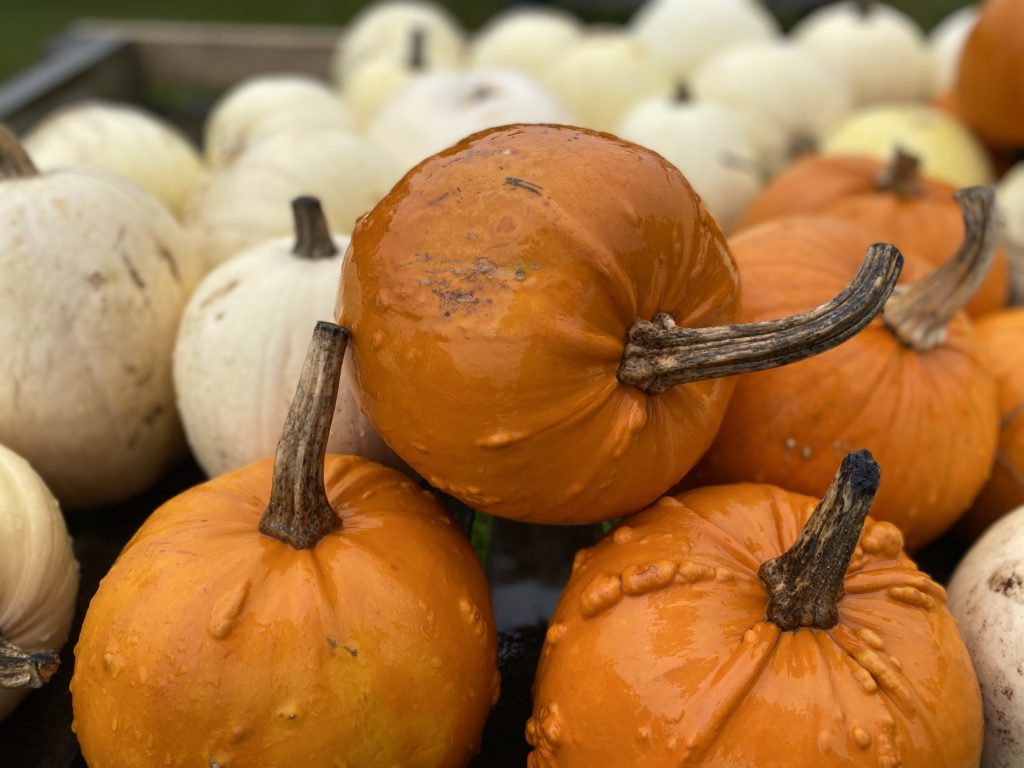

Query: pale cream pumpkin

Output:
[997, 163, 1024, 302]
[469, 7, 583, 81]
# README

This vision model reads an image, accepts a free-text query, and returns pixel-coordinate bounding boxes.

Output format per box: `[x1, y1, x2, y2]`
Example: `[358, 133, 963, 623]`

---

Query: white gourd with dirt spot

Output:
[0, 127, 199, 509]
[948, 506, 1024, 768]
[0, 443, 78, 721]
[470, 7, 584, 81]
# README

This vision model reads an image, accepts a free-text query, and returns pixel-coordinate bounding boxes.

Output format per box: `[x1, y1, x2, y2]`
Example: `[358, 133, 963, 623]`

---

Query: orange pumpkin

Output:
[738, 151, 1009, 316]
[695, 188, 1001, 551]
[337, 123, 901, 524]
[958, 307, 1024, 541]
[528, 451, 983, 767]
[71, 322, 499, 767]
[953, 0, 1024, 149]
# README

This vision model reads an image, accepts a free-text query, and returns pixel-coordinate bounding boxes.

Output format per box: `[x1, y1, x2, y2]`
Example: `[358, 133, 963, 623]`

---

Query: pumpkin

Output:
[958, 308, 1024, 541]
[71, 321, 499, 767]
[997, 162, 1024, 302]
[343, 27, 435, 128]
[0, 443, 78, 721]
[203, 75, 356, 166]
[738, 150, 1010, 316]
[23, 101, 203, 218]
[948, 505, 1024, 768]
[175, 197, 401, 478]
[469, 7, 583, 81]
[696, 188, 1001, 551]
[0, 125, 199, 509]
[927, 5, 978, 96]
[953, 0, 1024, 148]
[528, 451, 983, 766]
[337, 123, 902, 524]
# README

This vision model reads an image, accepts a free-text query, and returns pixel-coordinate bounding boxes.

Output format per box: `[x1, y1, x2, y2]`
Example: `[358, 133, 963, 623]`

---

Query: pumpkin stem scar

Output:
[759, 450, 881, 631]
[0, 124, 38, 179]
[0, 633, 59, 689]
[291, 196, 339, 259]
[409, 26, 426, 70]
[875, 148, 923, 199]
[259, 321, 348, 549]
[883, 185, 1000, 351]
[616, 243, 903, 394]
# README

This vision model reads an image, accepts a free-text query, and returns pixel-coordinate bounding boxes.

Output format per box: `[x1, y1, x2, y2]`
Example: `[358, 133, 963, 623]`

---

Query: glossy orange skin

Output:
[959, 308, 1024, 540]
[338, 124, 740, 524]
[738, 154, 1009, 316]
[528, 483, 983, 767]
[694, 217, 999, 551]
[954, 0, 1024, 148]
[71, 455, 499, 768]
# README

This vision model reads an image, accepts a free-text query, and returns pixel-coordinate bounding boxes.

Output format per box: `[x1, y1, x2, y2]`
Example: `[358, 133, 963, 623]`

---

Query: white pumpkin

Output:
[469, 7, 584, 81]
[0, 127, 199, 509]
[616, 98, 761, 231]
[792, 1, 931, 105]
[820, 103, 994, 188]
[23, 101, 202, 218]
[175, 197, 401, 479]
[204, 75, 356, 166]
[928, 5, 979, 97]
[183, 128, 401, 270]
[0, 443, 78, 721]
[330, 0, 465, 88]
[997, 163, 1024, 303]
[343, 40, 438, 128]
[543, 32, 673, 133]
[948, 506, 1024, 768]
[367, 68, 574, 173]
[628, 0, 779, 86]
[691, 41, 852, 176]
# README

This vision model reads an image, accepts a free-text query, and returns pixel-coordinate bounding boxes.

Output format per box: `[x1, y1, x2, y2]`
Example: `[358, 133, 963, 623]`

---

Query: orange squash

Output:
[71, 322, 499, 767]
[953, 0, 1024, 149]
[337, 123, 901, 524]
[738, 151, 1009, 316]
[696, 189, 1001, 550]
[528, 451, 983, 767]
[958, 307, 1024, 541]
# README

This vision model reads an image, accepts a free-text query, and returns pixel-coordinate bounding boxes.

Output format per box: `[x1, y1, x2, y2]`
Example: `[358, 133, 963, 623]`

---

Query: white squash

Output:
[367, 68, 574, 173]
[183, 128, 401, 270]
[469, 7, 584, 81]
[0, 443, 78, 721]
[998, 163, 1024, 303]
[948, 506, 1024, 768]
[23, 101, 202, 218]
[175, 197, 401, 479]
[628, 0, 779, 86]
[616, 98, 761, 231]
[928, 5, 979, 97]
[0, 127, 199, 509]
[204, 75, 356, 166]
[792, 1, 931, 105]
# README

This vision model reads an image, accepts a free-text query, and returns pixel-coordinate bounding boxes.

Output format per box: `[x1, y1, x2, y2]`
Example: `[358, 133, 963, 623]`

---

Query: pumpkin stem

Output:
[292, 196, 338, 259]
[759, 450, 881, 631]
[875, 148, 923, 199]
[259, 321, 347, 549]
[0, 124, 38, 179]
[883, 185, 1000, 351]
[0, 634, 59, 689]
[410, 26, 426, 70]
[617, 243, 903, 394]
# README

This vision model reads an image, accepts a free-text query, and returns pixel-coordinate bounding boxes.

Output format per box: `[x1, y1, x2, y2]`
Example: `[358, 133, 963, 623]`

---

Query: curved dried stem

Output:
[0, 124, 37, 179]
[0, 634, 59, 689]
[875, 148, 923, 199]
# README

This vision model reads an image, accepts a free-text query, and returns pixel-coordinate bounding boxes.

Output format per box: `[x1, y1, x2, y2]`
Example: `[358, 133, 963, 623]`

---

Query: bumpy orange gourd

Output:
[338, 123, 902, 524]
[71, 323, 499, 768]
[528, 452, 983, 767]
[738, 152, 1009, 316]
[953, 0, 1024, 149]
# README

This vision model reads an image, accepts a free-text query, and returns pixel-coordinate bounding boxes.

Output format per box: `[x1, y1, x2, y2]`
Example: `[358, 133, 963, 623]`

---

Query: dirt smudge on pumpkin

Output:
[504, 177, 543, 195]
[86, 272, 107, 289]
[155, 242, 180, 283]
[199, 279, 240, 309]
[121, 252, 145, 291]
[988, 567, 1024, 604]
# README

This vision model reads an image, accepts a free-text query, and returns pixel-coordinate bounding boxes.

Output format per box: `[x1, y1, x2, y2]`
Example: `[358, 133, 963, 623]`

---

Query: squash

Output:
[0, 443, 78, 721]
[528, 451, 983, 766]
[738, 150, 1010, 316]
[71, 321, 499, 767]
[469, 7, 583, 81]
[23, 101, 203, 218]
[696, 188, 1001, 550]
[948, 505, 1024, 768]
[997, 162, 1024, 302]
[337, 123, 902, 524]
[0, 125, 199, 509]
[343, 27, 435, 128]
[175, 197, 401, 478]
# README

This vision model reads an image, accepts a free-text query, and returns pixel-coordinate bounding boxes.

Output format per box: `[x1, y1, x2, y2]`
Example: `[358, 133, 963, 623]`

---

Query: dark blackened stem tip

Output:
[409, 26, 426, 70]
[0, 634, 60, 689]
[0, 123, 38, 179]
[292, 196, 338, 259]
[883, 185, 1000, 351]
[617, 243, 903, 394]
[858, 0, 876, 16]
[674, 82, 691, 103]
[876, 148, 923, 199]
[759, 450, 881, 632]
[259, 321, 348, 549]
